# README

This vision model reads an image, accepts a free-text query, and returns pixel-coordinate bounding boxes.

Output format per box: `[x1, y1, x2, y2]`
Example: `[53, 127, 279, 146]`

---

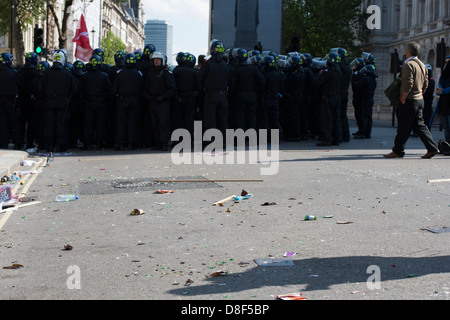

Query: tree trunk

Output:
[12, 0, 25, 65]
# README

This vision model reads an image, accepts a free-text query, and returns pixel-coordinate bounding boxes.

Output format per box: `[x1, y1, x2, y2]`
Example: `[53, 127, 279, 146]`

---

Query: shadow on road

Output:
[167, 255, 450, 296]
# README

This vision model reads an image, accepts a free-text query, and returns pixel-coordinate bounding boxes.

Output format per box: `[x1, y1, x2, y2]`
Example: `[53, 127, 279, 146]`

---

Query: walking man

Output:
[384, 42, 439, 159]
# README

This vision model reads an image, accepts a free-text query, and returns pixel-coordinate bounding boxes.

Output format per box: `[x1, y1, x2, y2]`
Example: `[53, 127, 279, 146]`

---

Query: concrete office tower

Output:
[234, 0, 259, 49]
[145, 19, 173, 64]
[210, 0, 282, 52]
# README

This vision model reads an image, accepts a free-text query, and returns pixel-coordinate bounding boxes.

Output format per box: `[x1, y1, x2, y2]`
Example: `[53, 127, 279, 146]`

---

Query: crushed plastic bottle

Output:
[55, 194, 79, 202]
[304, 215, 317, 221]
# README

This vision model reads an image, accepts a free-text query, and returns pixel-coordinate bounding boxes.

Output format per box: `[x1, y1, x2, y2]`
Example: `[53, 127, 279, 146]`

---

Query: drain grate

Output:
[79, 176, 221, 195]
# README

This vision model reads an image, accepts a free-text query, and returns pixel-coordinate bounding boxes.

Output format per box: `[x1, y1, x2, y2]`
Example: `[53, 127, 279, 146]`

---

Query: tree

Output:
[282, 0, 368, 58]
[0, 0, 46, 64]
[100, 30, 126, 65]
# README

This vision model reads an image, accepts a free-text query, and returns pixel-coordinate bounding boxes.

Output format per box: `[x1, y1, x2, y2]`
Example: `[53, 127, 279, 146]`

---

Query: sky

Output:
[142, 0, 210, 62]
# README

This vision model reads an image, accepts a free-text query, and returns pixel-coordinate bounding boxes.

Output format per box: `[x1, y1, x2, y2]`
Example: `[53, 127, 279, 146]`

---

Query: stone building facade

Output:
[360, 0, 450, 121]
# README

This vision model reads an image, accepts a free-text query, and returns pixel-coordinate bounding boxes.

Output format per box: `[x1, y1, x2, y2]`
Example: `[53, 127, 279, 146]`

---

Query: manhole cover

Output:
[79, 176, 220, 195]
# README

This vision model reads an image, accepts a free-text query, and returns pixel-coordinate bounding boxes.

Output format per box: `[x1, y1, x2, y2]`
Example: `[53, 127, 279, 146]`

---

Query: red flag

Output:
[72, 14, 93, 62]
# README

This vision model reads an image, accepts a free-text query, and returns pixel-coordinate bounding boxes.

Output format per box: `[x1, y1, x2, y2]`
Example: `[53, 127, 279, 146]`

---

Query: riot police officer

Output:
[172, 52, 199, 140]
[350, 58, 365, 136]
[233, 48, 265, 132]
[114, 53, 144, 150]
[139, 45, 156, 148]
[15, 52, 38, 150]
[79, 55, 112, 150]
[143, 51, 177, 151]
[0, 53, 23, 149]
[39, 50, 74, 152]
[71, 60, 85, 149]
[315, 52, 342, 146]
[198, 41, 232, 140]
[30, 61, 49, 150]
[352, 64, 377, 139]
[283, 54, 307, 141]
[337, 48, 352, 142]
[262, 55, 284, 143]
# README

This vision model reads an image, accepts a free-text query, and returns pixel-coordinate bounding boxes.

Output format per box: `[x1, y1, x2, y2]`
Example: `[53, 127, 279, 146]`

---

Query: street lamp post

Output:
[91, 27, 96, 48]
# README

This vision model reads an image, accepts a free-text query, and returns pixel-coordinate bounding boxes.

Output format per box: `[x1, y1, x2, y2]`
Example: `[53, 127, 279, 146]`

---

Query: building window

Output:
[419, 0, 426, 25]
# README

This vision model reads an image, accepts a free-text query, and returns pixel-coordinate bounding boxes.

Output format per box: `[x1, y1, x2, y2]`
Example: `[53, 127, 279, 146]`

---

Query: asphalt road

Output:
[1, 122, 449, 302]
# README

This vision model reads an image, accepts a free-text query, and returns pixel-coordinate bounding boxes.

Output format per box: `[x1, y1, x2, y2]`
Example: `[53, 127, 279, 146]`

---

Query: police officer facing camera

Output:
[144, 51, 177, 151]
[0, 53, 23, 149]
[114, 53, 144, 150]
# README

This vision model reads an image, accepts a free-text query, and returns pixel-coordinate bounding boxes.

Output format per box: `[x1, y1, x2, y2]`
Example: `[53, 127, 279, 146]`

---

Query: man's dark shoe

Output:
[383, 151, 404, 158]
[421, 151, 438, 159]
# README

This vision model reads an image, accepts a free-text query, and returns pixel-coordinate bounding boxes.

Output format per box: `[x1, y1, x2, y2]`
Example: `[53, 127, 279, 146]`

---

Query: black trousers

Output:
[340, 90, 350, 141]
[393, 99, 438, 156]
[319, 94, 342, 143]
[0, 96, 14, 149]
[115, 96, 141, 147]
[234, 91, 258, 131]
[360, 97, 374, 138]
[172, 95, 197, 137]
[44, 107, 69, 152]
[203, 90, 228, 136]
[83, 100, 108, 147]
[149, 99, 171, 148]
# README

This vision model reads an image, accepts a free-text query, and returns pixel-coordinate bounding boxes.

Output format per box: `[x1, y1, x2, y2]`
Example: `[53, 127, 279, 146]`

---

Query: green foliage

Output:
[100, 30, 126, 65]
[283, 0, 368, 58]
[0, 0, 46, 33]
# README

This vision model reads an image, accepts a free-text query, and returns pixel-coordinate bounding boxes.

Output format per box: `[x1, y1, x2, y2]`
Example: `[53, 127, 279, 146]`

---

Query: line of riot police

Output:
[0, 40, 377, 152]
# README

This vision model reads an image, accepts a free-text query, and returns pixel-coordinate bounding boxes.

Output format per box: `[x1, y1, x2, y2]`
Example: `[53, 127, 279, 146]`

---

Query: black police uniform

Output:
[70, 68, 85, 148]
[137, 56, 155, 147]
[300, 65, 313, 140]
[198, 54, 232, 137]
[0, 64, 23, 149]
[79, 65, 112, 149]
[351, 68, 364, 136]
[39, 64, 74, 152]
[352, 69, 377, 139]
[262, 67, 284, 142]
[113, 65, 144, 150]
[144, 65, 177, 151]
[15, 63, 38, 149]
[339, 62, 353, 142]
[316, 65, 342, 146]
[30, 70, 46, 150]
[233, 62, 265, 131]
[283, 66, 307, 141]
[172, 63, 199, 138]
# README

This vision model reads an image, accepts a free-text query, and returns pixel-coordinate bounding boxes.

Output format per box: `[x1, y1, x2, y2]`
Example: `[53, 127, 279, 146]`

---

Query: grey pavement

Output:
[0, 149, 28, 178]
[0, 120, 449, 302]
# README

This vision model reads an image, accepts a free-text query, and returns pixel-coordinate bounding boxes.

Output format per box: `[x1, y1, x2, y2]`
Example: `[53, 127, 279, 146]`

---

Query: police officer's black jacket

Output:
[316, 66, 342, 97]
[173, 65, 199, 94]
[263, 69, 284, 98]
[197, 55, 232, 92]
[114, 67, 143, 97]
[339, 63, 353, 92]
[233, 63, 265, 94]
[0, 65, 23, 97]
[144, 66, 177, 101]
[285, 67, 307, 97]
[79, 68, 112, 101]
[17, 65, 37, 102]
[352, 73, 377, 99]
[39, 65, 74, 99]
